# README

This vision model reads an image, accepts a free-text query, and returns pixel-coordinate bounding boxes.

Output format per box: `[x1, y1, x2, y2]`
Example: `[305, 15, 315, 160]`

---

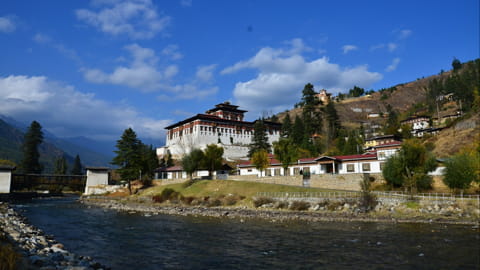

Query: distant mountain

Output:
[63, 136, 115, 157]
[0, 117, 113, 172]
[0, 118, 70, 172]
[48, 137, 113, 168]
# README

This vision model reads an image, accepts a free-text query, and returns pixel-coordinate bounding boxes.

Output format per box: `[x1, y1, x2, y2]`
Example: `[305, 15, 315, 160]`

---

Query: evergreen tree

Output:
[291, 115, 304, 145]
[71, 154, 83, 175]
[281, 113, 292, 138]
[451, 57, 462, 71]
[111, 128, 142, 182]
[248, 119, 271, 157]
[54, 155, 68, 174]
[324, 102, 340, 141]
[21, 121, 44, 174]
[348, 86, 365, 97]
[140, 144, 159, 179]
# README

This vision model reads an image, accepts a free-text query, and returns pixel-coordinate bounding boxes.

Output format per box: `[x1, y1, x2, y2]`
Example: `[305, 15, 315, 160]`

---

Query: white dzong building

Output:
[157, 102, 281, 160]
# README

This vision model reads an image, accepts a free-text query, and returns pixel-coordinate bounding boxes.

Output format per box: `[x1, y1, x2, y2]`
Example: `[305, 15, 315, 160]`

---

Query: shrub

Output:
[205, 198, 222, 207]
[289, 201, 310, 211]
[0, 244, 20, 270]
[182, 179, 195, 188]
[180, 196, 196, 205]
[152, 188, 180, 203]
[221, 195, 240, 206]
[253, 197, 274, 208]
[274, 201, 289, 209]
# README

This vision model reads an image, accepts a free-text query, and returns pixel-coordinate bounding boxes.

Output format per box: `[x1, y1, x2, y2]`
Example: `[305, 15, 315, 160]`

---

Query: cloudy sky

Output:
[0, 0, 478, 146]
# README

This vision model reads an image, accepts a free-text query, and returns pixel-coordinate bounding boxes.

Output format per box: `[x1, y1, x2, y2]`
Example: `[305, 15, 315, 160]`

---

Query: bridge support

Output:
[85, 167, 110, 195]
[0, 166, 15, 194]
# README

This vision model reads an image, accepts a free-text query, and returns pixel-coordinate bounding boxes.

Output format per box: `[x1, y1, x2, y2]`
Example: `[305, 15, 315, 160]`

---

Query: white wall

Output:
[85, 169, 109, 195]
[0, 171, 12, 193]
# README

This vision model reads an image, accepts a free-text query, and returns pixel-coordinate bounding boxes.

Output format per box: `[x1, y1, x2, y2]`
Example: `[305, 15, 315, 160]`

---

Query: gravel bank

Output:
[80, 197, 480, 226]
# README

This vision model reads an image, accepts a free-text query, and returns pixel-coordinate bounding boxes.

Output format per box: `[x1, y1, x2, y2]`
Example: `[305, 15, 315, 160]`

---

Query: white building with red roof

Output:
[157, 102, 281, 160]
[238, 141, 402, 177]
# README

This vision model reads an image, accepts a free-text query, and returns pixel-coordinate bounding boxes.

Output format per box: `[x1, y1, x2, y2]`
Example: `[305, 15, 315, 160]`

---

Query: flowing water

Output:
[13, 197, 480, 269]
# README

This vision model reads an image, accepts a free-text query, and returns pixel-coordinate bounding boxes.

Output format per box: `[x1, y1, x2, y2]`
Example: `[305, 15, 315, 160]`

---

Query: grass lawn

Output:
[135, 180, 331, 206]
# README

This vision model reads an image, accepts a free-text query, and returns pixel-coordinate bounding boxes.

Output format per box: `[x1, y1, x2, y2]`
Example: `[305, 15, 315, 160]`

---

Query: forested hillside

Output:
[270, 58, 479, 158]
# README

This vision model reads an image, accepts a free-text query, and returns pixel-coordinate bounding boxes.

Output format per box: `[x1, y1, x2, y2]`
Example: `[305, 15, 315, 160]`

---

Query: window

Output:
[294, 168, 300, 175]
[362, 163, 371, 171]
[380, 162, 385, 170]
[247, 169, 252, 172]
[274, 168, 281, 176]
[347, 164, 355, 172]
[378, 152, 386, 159]
[266, 169, 272, 176]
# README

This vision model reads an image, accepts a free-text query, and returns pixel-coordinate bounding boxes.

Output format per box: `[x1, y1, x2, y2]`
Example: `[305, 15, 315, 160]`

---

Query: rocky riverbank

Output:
[80, 197, 480, 225]
[0, 202, 109, 270]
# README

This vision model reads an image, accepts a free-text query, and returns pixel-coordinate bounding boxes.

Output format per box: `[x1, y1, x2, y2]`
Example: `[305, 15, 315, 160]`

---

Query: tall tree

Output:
[248, 119, 271, 157]
[111, 128, 142, 182]
[182, 148, 205, 180]
[203, 144, 224, 178]
[54, 155, 68, 174]
[281, 113, 292, 138]
[291, 115, 304, 145]
[71, 154, 83, 175]
[21, 121, 44, 174]
[324, 102, 340, 141]
[140, 144, 159, 179]
[251, 149, 269, 178]
[273, 138, 298, 176]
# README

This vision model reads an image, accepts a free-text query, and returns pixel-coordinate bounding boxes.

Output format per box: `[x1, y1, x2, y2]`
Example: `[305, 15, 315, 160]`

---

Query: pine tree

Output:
[281, 113, 292, 138]
[140, 144, 159, 179]
[71, 154, 83, 175]
[21, 121, 44, 174]
[111, 128, 142, 181]
[248, 119, 271, 157]
[291, 115, 304, 145]
[54, 156, 68, 174]
[324, 102, 340, 140]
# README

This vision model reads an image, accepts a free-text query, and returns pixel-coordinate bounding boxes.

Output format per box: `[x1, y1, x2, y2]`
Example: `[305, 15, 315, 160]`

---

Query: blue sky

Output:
[0, 0, 478, 147]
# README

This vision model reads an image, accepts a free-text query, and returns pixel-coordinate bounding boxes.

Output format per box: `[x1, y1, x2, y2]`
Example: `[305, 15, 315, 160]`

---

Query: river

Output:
[12, 197, 480, 269]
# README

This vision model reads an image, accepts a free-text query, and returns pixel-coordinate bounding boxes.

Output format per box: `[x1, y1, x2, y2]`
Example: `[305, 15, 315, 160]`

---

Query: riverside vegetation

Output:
[83, 179, 480, 225]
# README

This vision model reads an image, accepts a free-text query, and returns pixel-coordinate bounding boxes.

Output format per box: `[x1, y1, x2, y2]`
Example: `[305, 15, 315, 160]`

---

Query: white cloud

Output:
[180, 0, 192, 7]
[195, 64, 216, 82]
[387, 43, 397, 52]
[158, 84, 218, 101]
[386, 57, 401, 72]
[0, 75, 171, 140]
[0, 16, 16, 33]
[33, 33, 82, 64]
[222, 39, 382, 117]
[161, 44, 183, 60]
[342, 44, 358, 54]
[83, 43, 178, 92]
[76, 0, 170, 39]
[398, 29, 412, 39]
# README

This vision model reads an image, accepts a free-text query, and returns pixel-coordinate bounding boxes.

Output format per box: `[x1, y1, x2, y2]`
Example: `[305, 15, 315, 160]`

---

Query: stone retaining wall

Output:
[229, 175, 303, 186]
[230, 173, 385, 191]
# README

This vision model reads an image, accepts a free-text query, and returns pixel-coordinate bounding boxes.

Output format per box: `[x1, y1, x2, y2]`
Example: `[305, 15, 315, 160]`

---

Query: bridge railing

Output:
[11, 174, 87, 192]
